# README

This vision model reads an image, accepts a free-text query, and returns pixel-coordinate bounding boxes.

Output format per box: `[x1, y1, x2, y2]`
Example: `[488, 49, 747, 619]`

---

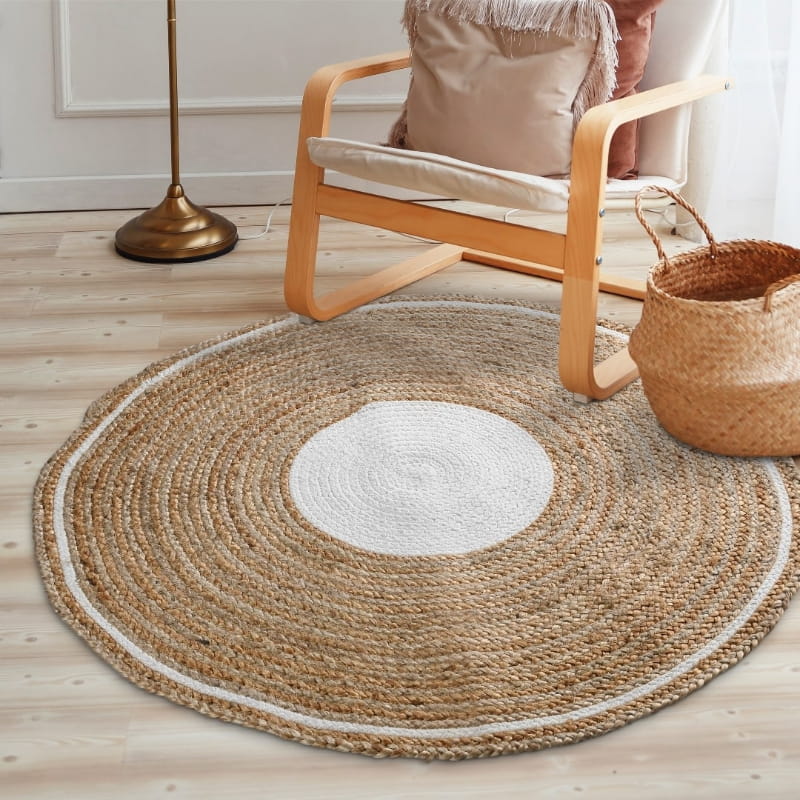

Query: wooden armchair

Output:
[284, 0, 730, 400]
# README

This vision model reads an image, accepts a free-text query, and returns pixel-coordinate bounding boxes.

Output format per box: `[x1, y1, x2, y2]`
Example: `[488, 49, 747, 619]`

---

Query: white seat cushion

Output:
[308, 137, 682, 213]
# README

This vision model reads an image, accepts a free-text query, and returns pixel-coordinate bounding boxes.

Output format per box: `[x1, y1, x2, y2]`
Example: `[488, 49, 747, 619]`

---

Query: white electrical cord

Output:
[237, 196, 293, 240]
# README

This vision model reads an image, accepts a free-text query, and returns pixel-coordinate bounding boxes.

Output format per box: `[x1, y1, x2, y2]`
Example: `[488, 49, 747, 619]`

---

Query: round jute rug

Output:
[34, 297, 799, 760]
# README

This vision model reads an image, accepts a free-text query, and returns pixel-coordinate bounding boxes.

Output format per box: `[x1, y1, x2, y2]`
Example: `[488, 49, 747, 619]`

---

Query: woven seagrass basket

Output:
[628, 187, 800, 457]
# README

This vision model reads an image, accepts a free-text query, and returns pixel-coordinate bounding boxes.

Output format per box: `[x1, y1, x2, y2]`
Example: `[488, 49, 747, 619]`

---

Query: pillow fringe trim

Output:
[404, 0, 618, 42]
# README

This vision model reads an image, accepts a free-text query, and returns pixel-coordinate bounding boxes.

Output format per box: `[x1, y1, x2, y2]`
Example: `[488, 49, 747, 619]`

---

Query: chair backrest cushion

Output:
[388, 0, 619, 178]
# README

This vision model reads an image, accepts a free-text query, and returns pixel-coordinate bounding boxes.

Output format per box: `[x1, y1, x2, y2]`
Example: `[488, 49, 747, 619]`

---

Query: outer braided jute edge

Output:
[32, 295, 800, 760]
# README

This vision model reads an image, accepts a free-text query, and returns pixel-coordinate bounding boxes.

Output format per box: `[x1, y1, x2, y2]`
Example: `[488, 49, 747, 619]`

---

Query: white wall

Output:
[0, 0, 408, 212]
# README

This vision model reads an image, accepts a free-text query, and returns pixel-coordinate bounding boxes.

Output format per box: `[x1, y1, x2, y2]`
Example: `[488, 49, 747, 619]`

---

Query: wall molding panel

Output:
[51, 0, 405, 118]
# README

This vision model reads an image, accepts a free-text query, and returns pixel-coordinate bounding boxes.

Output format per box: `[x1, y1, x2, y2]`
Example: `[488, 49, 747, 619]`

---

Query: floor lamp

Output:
[115, 0, 238, 262]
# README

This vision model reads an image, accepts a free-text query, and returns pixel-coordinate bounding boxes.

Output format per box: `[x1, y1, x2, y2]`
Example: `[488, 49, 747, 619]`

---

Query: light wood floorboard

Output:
[1, 203, 798, 799]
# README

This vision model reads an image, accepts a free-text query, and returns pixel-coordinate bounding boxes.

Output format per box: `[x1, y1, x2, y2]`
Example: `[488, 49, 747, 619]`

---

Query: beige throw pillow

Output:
[388, 0, 619, 178]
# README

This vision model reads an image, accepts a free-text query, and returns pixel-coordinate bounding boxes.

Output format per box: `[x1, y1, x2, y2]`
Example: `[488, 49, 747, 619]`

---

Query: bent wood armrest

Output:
[569, 74, 731, 204]
[580, 74, 730, 143]
[299, 50, 411, 139]
[566, 74, 732, 280]
[565, 73, 732, 285]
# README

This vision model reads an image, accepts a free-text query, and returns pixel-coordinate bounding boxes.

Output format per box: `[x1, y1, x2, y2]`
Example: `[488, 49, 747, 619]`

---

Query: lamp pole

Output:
[115, 0, 238, 262]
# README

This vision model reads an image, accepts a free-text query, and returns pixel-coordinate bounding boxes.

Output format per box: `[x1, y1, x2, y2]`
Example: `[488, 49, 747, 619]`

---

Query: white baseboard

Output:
[0, 172, 297, 213]
[0, 171, 439, 213]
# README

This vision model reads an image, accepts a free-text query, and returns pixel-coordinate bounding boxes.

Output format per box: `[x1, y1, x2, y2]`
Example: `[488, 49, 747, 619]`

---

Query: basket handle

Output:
[634, 185, 719, 264]
[763, 273, 800, 311]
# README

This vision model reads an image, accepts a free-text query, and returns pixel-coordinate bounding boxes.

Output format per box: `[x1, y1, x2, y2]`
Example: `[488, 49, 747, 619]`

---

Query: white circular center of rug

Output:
[289, 401, 554, 555]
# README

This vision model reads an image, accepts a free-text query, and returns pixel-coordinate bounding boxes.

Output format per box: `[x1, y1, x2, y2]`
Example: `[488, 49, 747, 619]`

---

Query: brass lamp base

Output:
[115, 184, 238, 263]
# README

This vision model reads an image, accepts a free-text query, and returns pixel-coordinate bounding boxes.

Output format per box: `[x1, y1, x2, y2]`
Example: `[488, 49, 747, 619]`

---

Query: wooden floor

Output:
[1, 203, 798, 799]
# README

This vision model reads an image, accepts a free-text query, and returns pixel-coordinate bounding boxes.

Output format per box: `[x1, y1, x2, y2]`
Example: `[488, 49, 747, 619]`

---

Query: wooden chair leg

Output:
[284, 126, 328, 319]
[558, 218, 639, 401]
[284, 178, 464, 320]
[284, 186, 324, 320]
[296, 241, 466, 321]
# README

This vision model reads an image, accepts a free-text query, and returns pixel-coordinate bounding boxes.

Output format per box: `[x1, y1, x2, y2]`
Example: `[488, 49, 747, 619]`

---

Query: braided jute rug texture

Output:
[34, 296, 800, 760]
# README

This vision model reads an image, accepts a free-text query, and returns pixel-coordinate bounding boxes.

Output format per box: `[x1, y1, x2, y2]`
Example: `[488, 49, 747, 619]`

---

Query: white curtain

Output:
[701, 0, 800, 246]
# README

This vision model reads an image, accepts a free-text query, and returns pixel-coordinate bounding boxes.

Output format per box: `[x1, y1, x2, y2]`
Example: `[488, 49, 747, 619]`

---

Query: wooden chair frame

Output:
[284, 50, 729, 400]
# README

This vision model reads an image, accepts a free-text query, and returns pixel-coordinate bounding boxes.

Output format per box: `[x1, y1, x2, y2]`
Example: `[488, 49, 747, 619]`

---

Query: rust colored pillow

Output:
[605, 0, 666, 178]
